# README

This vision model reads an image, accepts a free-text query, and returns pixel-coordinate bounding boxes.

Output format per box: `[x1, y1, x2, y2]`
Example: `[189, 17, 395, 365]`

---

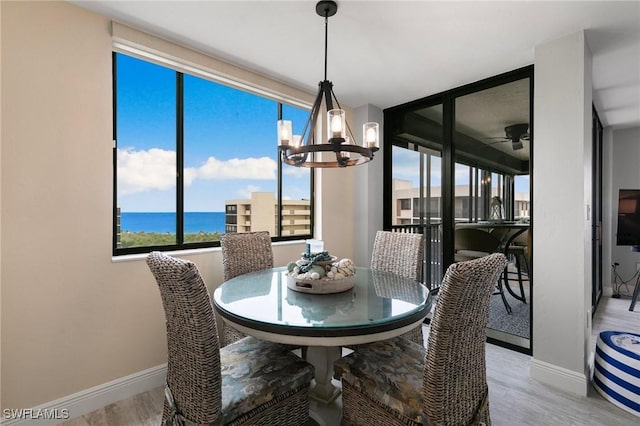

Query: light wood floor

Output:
[486, 295, 639, 426]
[61, 296, 639, 426]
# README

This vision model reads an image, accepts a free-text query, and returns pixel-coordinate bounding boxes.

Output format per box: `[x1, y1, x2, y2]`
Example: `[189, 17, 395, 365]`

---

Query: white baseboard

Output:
[530, 358, 589, 396]
[1, 364, 166, 425]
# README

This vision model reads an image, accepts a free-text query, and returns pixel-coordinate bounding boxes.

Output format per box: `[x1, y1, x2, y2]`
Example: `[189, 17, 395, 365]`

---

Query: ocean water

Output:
[120, 212, 225, 233]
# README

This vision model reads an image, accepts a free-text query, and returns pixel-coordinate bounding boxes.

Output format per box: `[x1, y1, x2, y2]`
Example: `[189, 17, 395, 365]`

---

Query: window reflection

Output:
[390, 104, 445, 289]
[385, 69, 532, 352]
[454, 77, 531, 349]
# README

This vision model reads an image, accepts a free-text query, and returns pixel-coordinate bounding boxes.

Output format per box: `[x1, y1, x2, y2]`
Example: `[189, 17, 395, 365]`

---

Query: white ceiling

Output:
[72, 0, 640, 130]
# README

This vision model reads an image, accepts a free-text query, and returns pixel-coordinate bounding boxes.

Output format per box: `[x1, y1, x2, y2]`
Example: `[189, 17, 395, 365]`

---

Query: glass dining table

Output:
[212, 266, 432, 407]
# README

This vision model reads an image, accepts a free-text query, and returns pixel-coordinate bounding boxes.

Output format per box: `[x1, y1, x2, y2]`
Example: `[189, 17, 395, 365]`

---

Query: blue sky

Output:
[116, 53, 309, 212]
[391, 145, 530, 193]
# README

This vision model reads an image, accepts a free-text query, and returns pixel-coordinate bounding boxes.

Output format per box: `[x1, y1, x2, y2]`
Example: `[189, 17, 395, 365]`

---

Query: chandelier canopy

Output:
[277, 1, 379, 168]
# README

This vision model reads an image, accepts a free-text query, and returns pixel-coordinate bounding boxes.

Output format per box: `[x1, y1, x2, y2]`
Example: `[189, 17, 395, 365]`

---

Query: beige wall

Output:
[0, 1, 355, 409]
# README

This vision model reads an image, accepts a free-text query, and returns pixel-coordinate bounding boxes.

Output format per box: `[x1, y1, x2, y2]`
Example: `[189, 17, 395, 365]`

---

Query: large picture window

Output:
[113, 53, 312, 255]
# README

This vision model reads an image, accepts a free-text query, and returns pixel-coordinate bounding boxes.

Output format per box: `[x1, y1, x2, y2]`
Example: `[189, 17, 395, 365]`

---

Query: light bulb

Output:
[366, 128, 376, 143]
[328, 109, 345, 139]
[277, 120, 292, 146]
[331, 115, 342, 136]
[363, 122, 379, 148]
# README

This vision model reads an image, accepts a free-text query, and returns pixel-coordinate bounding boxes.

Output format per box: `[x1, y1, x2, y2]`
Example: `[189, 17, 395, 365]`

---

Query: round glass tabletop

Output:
[213, 266, 432, 339]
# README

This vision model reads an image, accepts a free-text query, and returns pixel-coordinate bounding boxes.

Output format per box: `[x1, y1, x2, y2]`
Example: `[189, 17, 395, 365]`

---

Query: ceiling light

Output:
[277, 1, 379, 168]
[504, 123, 529, 151]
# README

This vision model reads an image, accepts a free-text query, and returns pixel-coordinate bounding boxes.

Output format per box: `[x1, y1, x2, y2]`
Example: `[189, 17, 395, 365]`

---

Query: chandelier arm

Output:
[329, 85, 341, 109]
[283, 144, 378, 156]
[302, 85, 326, 147]
[284, 159, 367, 168]
[322, 80, 334, 111]
[281, 143, 378, 168]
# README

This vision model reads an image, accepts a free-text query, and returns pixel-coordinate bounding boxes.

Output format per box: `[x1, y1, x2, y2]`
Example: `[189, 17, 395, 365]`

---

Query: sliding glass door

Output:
[385, 66, 533, 354]
[453, 76, 532, 351]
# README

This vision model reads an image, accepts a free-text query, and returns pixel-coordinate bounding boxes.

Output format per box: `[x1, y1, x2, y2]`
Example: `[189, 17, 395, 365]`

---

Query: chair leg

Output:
[494, 273, 512, 314]
[514, 254, 526, 303]
[630, 276, 640, 312]
[503, 253, 528, 304]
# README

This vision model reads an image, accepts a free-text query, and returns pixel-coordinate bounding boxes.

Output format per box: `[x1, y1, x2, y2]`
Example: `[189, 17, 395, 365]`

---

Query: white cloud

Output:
[283, 166, 310, 178]
[236, 185, 261, 199]
[392, 162, 419, 179]
[117, 148, 277, 195]
[183, 167, 197, 187]
[117, 148, 176, 195]
[197, 156, 276, 180]
[454, 163, 470, 184]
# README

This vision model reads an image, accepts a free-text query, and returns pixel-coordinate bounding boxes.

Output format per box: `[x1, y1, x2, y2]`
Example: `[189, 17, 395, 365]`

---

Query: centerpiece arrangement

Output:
[286, 250, 356, 294]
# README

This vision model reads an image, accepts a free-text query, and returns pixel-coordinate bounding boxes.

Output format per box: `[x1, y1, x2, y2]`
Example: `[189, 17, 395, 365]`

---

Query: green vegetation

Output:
[120, 231, 222, 248]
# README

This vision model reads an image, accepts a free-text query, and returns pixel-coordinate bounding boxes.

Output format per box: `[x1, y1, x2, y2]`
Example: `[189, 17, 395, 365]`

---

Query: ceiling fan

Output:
[484, 123, 530, 151]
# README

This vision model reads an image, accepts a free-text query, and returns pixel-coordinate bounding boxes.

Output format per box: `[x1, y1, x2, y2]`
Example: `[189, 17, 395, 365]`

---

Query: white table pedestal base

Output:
[306, 346, 343, 404]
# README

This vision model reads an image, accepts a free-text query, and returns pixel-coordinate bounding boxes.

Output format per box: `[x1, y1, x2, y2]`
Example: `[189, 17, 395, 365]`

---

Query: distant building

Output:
[115, 206, 121, 247]
[225, 192, 311, 236]
[392, 178, 530, 225]
[280, 198, 312, 236]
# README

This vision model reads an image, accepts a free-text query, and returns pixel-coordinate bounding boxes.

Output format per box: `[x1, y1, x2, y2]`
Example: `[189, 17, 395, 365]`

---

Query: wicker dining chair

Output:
[220, 231, 274, 346]
[146, 251, 314, 426]
[371, 230, 425, 345]
[334, 253, 508, 426]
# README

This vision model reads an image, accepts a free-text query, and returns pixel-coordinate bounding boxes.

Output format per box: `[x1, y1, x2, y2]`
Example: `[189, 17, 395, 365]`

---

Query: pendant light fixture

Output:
[277, 0, 379, 168]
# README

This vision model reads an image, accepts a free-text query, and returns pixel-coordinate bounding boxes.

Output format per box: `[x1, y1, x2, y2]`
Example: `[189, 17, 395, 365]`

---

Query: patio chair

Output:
[334, 253, 507, 426]
[455, 227, 512, 314]
[503, 228, 531, 303]
[371, 230, 425, 345]
[146, 251, 314, 425]
[220, 231, 274, 346]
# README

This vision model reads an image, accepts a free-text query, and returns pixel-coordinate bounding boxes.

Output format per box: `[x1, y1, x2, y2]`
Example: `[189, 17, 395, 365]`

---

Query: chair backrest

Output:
[423, 252, 507, 425]
[455, 227, 501, 254]
[146, 251, 221, 424]
[371, 230, 424, 282]
[220, 231, 274, 281]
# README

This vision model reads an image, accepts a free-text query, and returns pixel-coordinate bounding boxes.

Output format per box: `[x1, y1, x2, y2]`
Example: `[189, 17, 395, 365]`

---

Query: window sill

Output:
[111, 239, 304, 263]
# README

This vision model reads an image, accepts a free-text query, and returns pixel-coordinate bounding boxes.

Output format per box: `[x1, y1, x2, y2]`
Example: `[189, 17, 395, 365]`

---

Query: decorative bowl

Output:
[286, 274, 355, 294]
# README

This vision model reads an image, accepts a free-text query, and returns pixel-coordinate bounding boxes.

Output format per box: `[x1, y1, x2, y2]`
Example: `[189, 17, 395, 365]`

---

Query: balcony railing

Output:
[390, 223, 443, 293]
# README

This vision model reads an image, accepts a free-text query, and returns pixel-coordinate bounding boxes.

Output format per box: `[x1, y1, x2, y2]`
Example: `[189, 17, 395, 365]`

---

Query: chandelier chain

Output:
[324, 14, 329, 82]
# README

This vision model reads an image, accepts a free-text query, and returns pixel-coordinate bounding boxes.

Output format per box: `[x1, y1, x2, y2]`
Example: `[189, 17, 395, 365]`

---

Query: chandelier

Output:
[277, 0, 379, 168]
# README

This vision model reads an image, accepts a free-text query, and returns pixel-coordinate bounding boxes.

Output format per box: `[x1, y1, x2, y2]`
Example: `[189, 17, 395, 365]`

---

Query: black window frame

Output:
[112, 52, 314, 256]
